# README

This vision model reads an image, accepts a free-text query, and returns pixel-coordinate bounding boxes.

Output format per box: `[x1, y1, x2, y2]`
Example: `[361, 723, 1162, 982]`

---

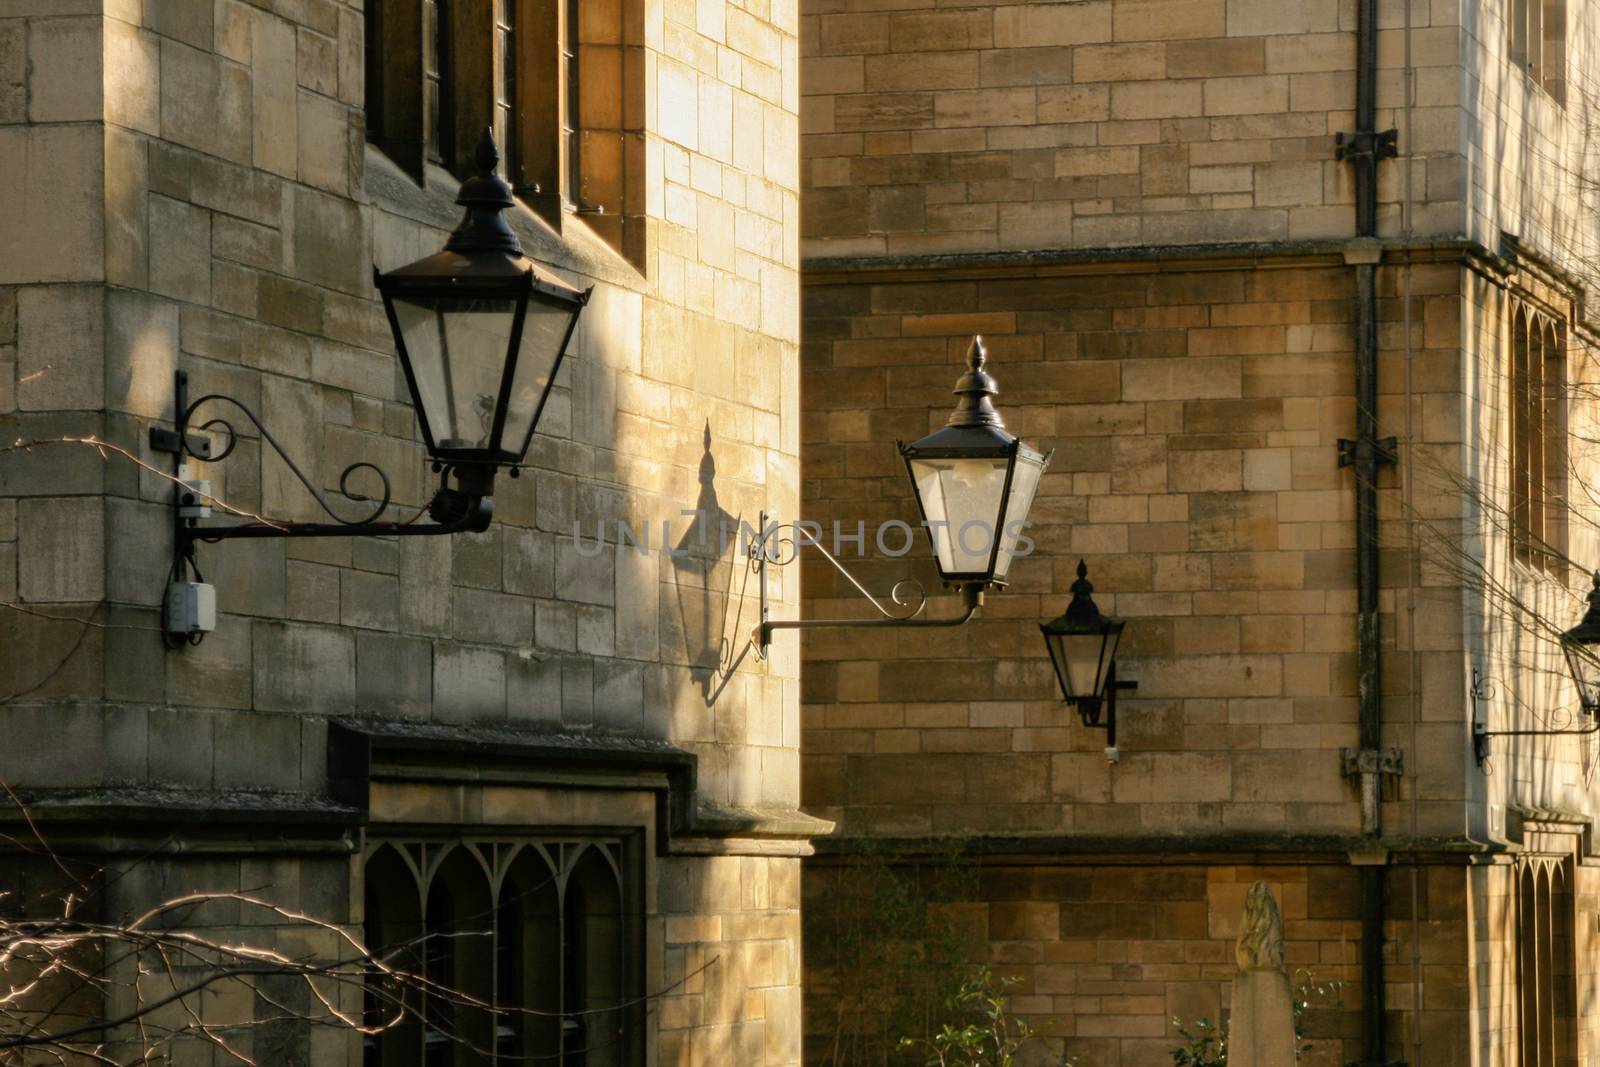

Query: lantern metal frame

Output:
[1471, 571, 1600, 765]
[373, 132, 590, 470]
[150, 128, 587, 645]
[1039, 560, 1137, 756]
[897, 338, 1051, 590]
[753, 337, 1048, 654]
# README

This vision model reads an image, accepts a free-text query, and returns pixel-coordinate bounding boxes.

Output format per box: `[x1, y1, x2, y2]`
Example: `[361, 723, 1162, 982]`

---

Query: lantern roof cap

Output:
[899, 337, 1027, 457]
[1040, 560, 1121, 636]
[374, 129, 588, 305]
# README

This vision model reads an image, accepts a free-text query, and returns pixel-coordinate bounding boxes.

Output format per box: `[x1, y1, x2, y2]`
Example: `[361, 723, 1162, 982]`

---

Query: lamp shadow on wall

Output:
[669, 423, 753, 705]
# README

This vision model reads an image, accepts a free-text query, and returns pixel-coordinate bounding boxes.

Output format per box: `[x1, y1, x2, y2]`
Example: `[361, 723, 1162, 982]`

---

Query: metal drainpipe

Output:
[1334, 0, 1400, 1064]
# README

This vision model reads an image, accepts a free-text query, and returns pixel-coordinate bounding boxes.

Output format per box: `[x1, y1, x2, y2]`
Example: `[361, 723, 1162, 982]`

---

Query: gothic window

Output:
[1510, 302, 1567, 574]
[1509, 0, 1567, 103]
[363, 837, 642, 1067]
[1515, 856, 1577, 1067]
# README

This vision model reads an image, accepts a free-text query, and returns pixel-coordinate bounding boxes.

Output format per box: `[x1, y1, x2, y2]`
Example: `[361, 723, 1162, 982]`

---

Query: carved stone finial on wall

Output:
[1228, 881, 1295, 1067]
[1236, 880, 1286, 973]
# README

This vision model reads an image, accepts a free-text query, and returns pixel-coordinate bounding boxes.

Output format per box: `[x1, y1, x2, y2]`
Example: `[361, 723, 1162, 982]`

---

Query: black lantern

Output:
[1040, 560, 1124, 714]
[1562, 570, 1600, 717]
[898, 337, 1051, 589]
[376, 129, 590, 485]
[1039, 559, 1136, 759]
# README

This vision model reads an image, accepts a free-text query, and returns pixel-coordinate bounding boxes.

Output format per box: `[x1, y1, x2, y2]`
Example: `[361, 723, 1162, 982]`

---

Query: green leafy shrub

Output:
[899, 967, 1077, 1067]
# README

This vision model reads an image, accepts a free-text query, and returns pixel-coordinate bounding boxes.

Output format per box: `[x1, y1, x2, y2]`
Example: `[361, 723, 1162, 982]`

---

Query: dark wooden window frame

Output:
[1509, 299, 1568, 576]
[364, 833, 646, 1067]
[366, 0, 646, 266]
[1508, 0, 1568, 104]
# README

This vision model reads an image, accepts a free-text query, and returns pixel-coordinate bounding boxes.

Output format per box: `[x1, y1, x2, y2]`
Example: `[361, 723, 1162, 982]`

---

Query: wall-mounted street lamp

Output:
[753, 337, 1051, 653]
[1472, 569, 1600, 764]
[1039, 560, 1137, 763]
[1559, 570, 1600, 716]
[152, 130, 589, 644]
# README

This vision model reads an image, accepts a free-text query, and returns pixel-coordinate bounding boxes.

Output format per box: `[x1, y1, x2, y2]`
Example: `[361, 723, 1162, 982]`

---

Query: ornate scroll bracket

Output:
[749, 511, 983, 657]
[1468, 666, 1600, 767]
[150, 371, 494, 644]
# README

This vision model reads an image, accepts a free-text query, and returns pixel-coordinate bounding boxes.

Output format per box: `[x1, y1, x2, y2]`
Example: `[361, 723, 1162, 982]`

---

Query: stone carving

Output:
[1228, 881, 1295, 1067]
[1236, 880, 1286, 972]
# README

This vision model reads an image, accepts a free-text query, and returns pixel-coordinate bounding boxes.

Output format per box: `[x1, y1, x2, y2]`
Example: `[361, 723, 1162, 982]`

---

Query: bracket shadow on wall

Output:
[149, 129, 590, 648]
[751, 337, 1050, 655]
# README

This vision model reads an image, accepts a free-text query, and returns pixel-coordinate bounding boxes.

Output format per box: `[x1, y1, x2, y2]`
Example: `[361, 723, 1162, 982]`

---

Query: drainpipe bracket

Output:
[1337, 436, 1398, 469]
[1334, 127, 1399, 163]
[1340, 746, 1403, 778]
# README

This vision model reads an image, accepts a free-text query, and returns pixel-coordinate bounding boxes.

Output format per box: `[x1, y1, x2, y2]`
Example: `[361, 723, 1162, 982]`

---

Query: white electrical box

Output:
[165, 581, 217, 635]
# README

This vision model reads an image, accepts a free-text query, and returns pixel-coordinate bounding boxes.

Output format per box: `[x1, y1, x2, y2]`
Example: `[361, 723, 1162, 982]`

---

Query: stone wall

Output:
[0, 0, 809, 1062]
[799, 0, 1463, 258]
[0, 0, 800, 814]
[799, 256, 1466, 841]
[801, 856, 1480, 1067]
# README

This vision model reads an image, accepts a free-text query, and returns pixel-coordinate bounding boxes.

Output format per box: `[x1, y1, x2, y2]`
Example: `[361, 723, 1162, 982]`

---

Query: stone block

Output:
[297, 89, 349, 194]
[105, 289, 178, 420]
[252, 621, 354, 713]
[400, 535, 452, 636]
[166, 611, 252, 708]
[0, 126, 105, 284]
[993, 2, 1111, 47]
[103, 496, 169, 608]
[1122, 358, 1240, 401]
[147, 706, 215, 787]
[1114, 0, 1224, 40]
[452, 587, 534, 646]
[0, 704, 151, 789]
[1226, 0, 1338, 36]
[104, 127, 150, 288]
[432, 643, 507, 723]
[144, 0, 214, 49]
[160, 37, 248, 161]
[1074, 42, 1165, 81]
[148, 195, 212, 305]
[355, 631, 432, 718]
[206, 533, 287, 618]
[291, 187, 366, 294]
[0, 21, 22, 122]
[28, 17, 101, 123]
[214, 711, 303, 791]
[340, 568, 400, 631]
[286, 560, 340, 624]
[18, 496, 104, 603]
[1111, 79, 1205, 120]
[17, 285, 105, 411]
[1204, 75, 1288, 116]
[506, 650, 561, 721]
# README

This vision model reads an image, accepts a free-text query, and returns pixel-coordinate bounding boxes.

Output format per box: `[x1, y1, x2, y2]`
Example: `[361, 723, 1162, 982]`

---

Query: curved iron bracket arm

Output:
[1469, 667, 1600, 765]
[750, 511, 983, 656]
[151, 370, 493, 558]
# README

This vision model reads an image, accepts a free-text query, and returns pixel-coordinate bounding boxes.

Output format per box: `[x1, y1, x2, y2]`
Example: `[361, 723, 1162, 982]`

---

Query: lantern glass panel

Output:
[992, 448, 1046, 582]
[392, 296, 519, 452]
[498, 295, 577, 457]
[910, 456, 1011, 577]
[1045, 627, 1119, 704]
[1564, 639, 1600, 715]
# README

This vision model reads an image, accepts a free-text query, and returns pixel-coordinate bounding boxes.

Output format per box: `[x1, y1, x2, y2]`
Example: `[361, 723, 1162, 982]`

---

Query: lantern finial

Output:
[446, 128, 522, 256]
[945, 335, 1005, 430]
[1066, 559, 1104, 620]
